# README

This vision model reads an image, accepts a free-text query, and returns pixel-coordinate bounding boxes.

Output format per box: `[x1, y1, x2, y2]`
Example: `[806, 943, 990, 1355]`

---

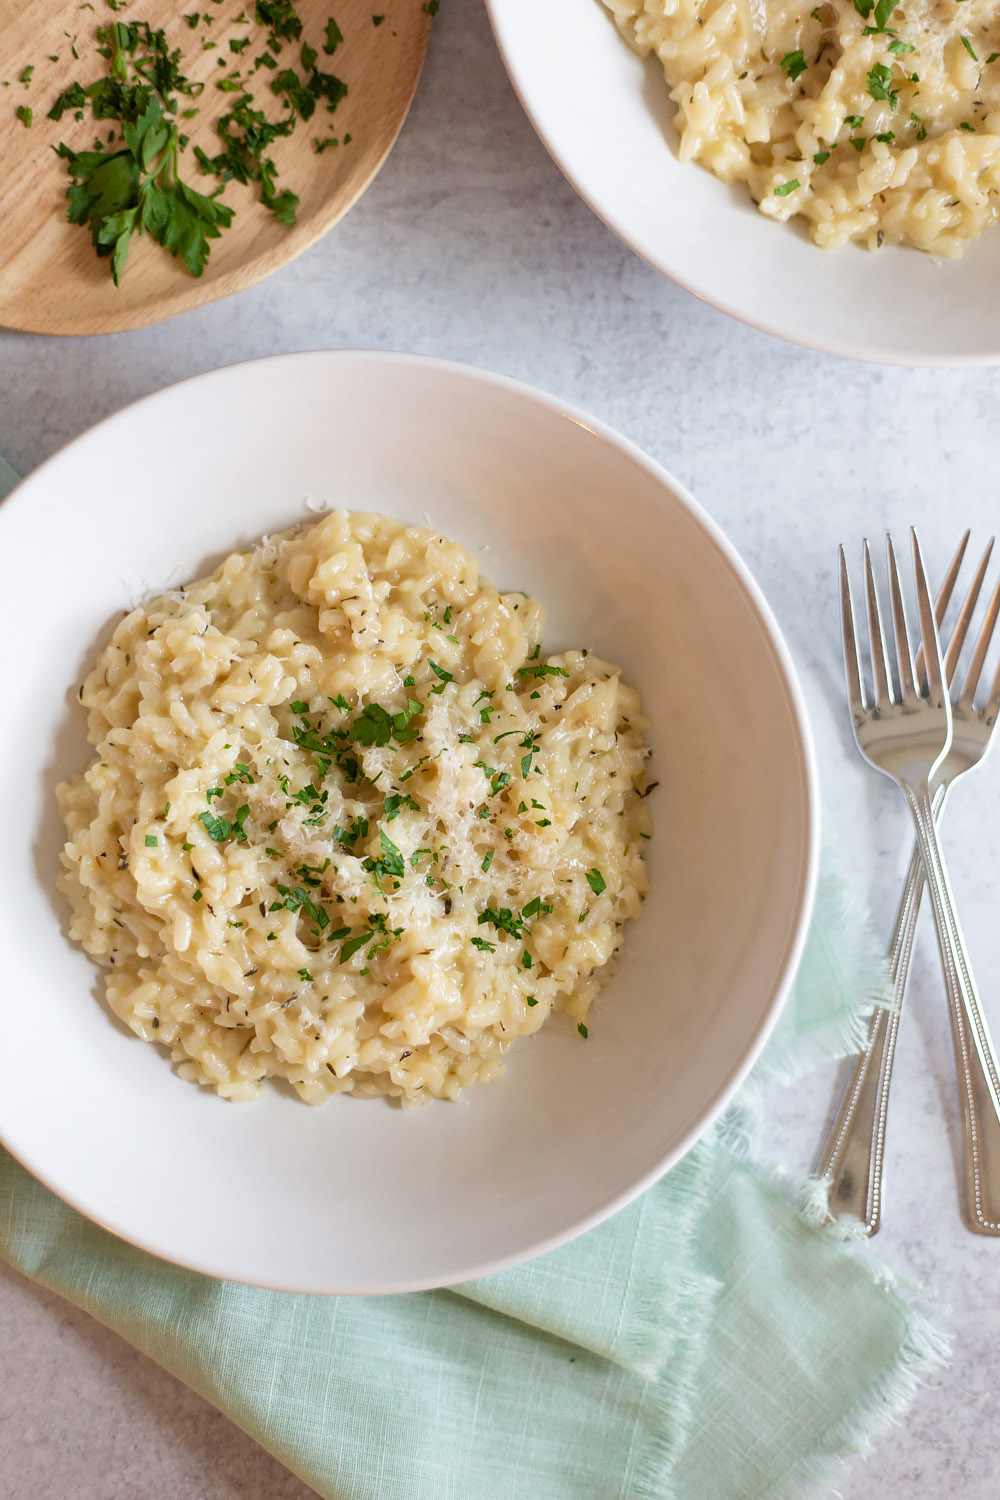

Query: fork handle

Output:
[816, 792, 939, 1233]
[906, 779, 1000, 1235]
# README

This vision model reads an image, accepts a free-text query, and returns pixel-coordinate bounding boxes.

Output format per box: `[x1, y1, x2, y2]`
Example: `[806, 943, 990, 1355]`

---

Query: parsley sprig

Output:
[48, 6, 350, 284]
[54, 28, 233, 284]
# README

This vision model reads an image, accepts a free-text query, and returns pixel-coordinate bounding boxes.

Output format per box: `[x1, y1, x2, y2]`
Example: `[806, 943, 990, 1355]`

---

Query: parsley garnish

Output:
[339, 932, 368, 963]
[428, 659, 453, 694]
[481, 850, 494, 872]
[780, 50, 807, 82]
[774, 179, 800, 196]
[478, 906, 525, 939]
[383, 793, 419, 822]
[586, 869, 607, 896]
[577, 1022, 589, 1039]
[51, 23, 236, 285]
[199, 810, 233, 841]
[866, 62, 897, 103]
[516, 662, 570, 680]
[362, 829, 405, 883]
[224, 762, 254, 784]
[271, 882, 327, 928]
[144, 834, 158, 846]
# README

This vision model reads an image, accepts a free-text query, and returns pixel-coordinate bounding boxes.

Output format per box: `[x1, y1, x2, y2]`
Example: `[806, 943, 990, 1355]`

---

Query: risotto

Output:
[603, 0, 1000, 255]
[57, 511, 651, 1105]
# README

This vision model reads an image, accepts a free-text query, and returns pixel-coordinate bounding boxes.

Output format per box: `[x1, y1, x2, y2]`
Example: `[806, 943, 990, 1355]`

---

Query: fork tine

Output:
[937, 529, 972, 629]
[960, 550, 1000, 704]
[910, 530, 947, 708]
[915, 531, 971, 687]
[945, 537, 993, 687]
[864, 540, 893, 707]
[839, 545, 866, 715]
[886, 535, 917, 703]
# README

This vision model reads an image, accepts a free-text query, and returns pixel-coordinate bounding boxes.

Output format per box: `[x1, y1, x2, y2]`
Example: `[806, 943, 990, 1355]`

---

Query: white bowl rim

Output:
[0, 349, 820, 1290]
[484, 0, 1000, 369]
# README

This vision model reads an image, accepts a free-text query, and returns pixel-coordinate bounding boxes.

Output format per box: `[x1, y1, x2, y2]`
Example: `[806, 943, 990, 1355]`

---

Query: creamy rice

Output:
[58, 511, 651, 1104]
[604, 0, 1000, 254]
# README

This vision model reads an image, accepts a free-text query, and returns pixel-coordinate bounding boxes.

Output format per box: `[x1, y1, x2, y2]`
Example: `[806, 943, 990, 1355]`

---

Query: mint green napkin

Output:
[0, 455, 947, 1500]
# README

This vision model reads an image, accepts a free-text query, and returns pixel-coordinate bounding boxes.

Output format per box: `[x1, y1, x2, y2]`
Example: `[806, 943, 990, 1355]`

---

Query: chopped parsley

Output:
[586, 869, 607, 896]
[866, 62, 898, 104]
[383, 793, 419, 822]
[51, 22, 235, 285]
[362, 829, 405, 883]
[339, 933, 368, 963]
[427, 659, 453, 694]
[577, 1022, 589, 1039]
[516, 661, 570, 680]
[144, 834, 158, 846]
[773, 179, 799, 195]
[853, 0, 899, 26]
[199, 810, 233, 841]
[478, 906, 525, 939]
[780, 50, 807, 82]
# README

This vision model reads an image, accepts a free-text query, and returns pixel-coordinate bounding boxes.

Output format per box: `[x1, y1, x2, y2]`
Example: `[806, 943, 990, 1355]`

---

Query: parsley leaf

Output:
[780, 50, 807, 82]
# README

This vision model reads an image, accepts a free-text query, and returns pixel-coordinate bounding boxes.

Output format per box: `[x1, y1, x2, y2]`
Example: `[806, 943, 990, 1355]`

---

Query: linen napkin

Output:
[0, 454, 948, 1500]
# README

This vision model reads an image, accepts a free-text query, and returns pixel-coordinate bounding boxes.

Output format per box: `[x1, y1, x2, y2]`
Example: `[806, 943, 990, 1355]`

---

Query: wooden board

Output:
[0, 1, 431, 335]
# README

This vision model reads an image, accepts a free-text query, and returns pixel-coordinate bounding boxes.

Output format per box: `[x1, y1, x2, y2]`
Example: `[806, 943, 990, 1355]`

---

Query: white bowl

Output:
[486, 0, 1000, 367]
[0, 352, 817, 1293]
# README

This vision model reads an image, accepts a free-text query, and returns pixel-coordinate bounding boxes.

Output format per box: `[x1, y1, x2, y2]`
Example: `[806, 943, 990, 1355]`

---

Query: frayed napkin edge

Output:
[758, 861, 892, 1086]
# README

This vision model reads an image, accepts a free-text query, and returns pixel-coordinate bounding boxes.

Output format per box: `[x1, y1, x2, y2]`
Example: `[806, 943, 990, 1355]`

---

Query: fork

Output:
[819, 534, 1000, 1233]
[837, 531, 1000, 1236]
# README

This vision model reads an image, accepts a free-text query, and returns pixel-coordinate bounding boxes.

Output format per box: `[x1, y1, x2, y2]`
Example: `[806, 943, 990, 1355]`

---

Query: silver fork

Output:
[819, 534, 1000, 1232]
[837, 531, 1000, 1235]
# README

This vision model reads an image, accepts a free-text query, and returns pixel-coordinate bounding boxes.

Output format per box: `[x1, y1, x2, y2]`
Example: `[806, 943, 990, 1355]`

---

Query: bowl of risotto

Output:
[0, 351, 816, 1292]
[487, 0, 1000, 365]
